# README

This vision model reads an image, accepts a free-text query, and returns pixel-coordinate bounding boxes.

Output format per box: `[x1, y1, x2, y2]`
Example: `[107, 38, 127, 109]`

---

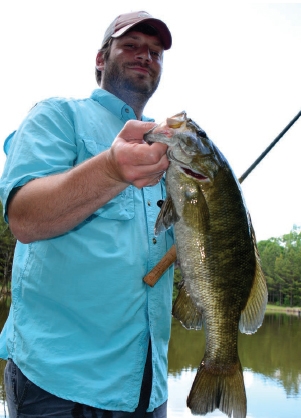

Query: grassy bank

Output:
[266, 303, 301, 314]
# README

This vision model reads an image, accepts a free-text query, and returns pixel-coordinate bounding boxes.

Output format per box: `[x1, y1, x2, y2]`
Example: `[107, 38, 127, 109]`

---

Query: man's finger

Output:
[125, 142, 168, 167]
[119, 120, 158, 142]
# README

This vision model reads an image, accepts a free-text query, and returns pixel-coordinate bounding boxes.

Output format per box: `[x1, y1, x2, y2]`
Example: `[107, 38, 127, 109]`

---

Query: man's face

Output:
[97, 31, 164, 98]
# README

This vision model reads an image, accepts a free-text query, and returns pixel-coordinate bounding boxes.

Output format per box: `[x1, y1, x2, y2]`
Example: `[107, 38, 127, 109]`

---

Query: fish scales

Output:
[144, 112, 268, 418]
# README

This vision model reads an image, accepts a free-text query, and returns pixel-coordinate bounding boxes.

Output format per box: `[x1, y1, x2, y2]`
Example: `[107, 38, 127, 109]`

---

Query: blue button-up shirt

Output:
[0, 89, 174, 412]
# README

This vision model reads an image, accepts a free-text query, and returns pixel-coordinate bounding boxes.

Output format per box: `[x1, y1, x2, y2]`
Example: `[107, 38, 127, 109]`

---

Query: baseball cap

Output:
[102, 11, 172, 50]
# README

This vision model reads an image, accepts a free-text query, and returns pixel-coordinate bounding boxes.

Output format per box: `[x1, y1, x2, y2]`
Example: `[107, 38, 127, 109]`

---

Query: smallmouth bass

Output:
[144, 112, 268, 418]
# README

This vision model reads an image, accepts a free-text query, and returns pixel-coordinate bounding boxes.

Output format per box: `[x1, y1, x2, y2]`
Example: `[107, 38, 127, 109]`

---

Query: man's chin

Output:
[124, 77, 159, 96]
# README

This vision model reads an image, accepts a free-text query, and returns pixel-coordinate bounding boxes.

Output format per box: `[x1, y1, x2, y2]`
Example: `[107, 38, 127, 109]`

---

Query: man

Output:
[0, 11, 174, 418]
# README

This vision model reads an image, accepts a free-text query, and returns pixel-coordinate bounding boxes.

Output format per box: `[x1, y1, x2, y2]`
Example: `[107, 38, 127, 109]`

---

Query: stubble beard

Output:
[101, 59, 161, 105]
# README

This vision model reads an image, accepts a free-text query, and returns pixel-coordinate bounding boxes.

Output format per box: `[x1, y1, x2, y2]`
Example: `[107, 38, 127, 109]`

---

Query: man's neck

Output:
[100, 84, 150, 121]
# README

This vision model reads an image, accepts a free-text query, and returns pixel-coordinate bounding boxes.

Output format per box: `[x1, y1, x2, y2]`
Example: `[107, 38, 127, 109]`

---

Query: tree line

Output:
[257, 225, 301, 307]
[0, 199, 300, 308]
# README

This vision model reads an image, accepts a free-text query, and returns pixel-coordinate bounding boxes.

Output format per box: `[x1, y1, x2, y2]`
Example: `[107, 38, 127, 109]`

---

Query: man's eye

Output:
[151, 51, 160, 58]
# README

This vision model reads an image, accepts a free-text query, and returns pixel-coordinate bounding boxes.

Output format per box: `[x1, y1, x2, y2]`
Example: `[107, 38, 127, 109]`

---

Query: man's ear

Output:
[96, 51, 105, 71]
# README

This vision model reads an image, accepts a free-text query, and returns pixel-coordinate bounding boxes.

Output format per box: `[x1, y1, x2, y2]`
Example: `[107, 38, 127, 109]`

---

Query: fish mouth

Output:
[168, 149, 210, 182]
[180, 166, 209, 182]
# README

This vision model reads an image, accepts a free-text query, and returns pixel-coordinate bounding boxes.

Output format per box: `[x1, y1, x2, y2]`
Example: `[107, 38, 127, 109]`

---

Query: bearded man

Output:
[0, 11, 174, 418]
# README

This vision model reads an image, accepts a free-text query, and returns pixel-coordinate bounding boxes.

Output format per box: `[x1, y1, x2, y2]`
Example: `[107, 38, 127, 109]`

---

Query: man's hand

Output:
[106, 120, 169, 189]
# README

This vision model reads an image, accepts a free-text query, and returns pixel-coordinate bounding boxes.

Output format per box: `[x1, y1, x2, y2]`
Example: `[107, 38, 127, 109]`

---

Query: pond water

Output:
[167, 312, 301, 418]
[0, 296, 300, 418]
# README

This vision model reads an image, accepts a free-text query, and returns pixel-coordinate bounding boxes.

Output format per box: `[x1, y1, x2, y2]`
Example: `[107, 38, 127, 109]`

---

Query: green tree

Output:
[258, 238, 284, 304]
[0, 201, 16, 295]
[258, 226, 301, 307]
[172, 268, 182, 303]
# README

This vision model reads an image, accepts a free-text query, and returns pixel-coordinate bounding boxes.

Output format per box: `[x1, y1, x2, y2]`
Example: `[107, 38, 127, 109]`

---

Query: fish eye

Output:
[197, 129, 207, 138]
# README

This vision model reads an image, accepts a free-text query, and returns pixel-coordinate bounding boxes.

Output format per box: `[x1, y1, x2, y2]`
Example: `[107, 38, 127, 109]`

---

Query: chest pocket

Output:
[82, 139, 135, 220]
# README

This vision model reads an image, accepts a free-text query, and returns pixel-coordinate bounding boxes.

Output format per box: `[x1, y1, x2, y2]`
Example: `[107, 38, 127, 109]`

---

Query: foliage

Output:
[257, 225, 301, 307]
[172, 268, 182, 303]
[0, 201, 16, 296]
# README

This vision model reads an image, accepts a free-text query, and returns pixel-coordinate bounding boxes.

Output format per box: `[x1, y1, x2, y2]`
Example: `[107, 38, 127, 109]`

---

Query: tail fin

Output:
[187, 358, 246, 418]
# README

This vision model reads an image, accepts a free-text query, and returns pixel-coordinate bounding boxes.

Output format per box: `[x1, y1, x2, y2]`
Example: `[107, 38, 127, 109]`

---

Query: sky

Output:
[1, 1, 301, 242]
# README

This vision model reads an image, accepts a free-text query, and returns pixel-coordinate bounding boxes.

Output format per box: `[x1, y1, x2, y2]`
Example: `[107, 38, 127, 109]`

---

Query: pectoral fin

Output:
[239, 219, 268, 334]
[154, 196, 180, 236]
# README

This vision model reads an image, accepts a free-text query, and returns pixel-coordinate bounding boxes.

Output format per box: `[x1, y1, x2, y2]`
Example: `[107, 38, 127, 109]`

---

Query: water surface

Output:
[167, 313, 301, 417]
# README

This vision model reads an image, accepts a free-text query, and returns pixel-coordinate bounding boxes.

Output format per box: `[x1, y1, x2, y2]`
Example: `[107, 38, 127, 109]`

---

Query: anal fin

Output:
[172, 281, 203, 330]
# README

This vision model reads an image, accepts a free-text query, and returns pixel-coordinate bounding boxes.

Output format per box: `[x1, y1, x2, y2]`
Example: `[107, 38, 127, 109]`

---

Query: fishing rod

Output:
[238, 110, 301, 183]
[143, 110, 301, 287]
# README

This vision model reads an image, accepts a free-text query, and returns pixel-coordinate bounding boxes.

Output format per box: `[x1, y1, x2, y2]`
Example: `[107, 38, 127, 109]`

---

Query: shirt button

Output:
[125, 108, 130, 113]
[153, 238, 157, 244]
[147, 201, 151, 206]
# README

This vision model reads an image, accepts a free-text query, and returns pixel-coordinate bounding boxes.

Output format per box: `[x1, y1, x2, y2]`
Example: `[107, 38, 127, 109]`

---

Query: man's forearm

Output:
[8, 150, 128, 244]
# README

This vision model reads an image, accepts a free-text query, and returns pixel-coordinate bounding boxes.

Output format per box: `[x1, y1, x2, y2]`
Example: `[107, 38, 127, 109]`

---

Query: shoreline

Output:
[266, 304, 301, 315]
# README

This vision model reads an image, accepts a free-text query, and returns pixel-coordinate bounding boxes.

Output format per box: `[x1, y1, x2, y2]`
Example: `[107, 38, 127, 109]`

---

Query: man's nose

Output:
[135, 46, 152, 63]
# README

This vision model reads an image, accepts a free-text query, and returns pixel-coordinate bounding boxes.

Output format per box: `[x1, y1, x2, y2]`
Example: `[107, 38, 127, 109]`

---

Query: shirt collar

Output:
[90, 89, 154, 122]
